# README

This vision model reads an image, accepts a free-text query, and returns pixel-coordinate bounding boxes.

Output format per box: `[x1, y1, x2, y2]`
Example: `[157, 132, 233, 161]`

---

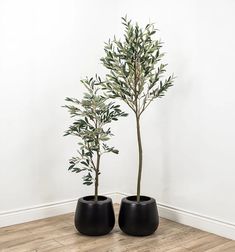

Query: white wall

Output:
[0, 0, 122, 216]
[1, 0, 235, 239]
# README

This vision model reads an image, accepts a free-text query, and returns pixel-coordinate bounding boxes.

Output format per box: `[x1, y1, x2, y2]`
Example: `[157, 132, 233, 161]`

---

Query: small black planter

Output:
[118, 196, 159, 236]
[74, 195, 115, 236]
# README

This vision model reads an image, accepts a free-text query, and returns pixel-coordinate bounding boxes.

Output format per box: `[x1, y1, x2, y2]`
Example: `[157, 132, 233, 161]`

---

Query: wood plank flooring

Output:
[0, 204, 234, 252]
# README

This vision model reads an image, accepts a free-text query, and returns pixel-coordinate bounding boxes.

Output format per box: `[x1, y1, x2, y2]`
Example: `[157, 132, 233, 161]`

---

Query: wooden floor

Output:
[0, 205, 234, 252]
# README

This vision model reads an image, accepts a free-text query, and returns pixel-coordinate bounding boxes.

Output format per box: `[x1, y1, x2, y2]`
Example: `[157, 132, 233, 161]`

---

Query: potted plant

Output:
[64, 76, 127, 236]
[101, 17, 174, 236]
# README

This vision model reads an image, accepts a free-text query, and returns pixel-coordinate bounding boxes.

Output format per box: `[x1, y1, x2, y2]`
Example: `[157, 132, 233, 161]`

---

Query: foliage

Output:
[64, 76, 127, 195]
[101, 16, 174, 117]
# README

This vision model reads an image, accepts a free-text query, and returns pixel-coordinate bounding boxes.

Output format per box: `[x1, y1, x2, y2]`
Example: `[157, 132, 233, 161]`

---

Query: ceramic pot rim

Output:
[122, 195, 156, 205]
[79, 195, 112, 205]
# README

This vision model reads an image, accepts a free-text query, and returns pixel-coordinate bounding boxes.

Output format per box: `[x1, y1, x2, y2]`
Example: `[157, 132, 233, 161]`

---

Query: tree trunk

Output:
[136, 115, 143, 202]
[94, 152, 100, 202]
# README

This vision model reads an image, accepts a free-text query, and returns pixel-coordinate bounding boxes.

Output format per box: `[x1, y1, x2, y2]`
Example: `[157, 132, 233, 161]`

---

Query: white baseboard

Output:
[157, 202, 235, 240]
[0, 192, 122, 228]
[0, 198, 77, 228]
[0, 191, 234, 240]
[117, 192, 235, 240]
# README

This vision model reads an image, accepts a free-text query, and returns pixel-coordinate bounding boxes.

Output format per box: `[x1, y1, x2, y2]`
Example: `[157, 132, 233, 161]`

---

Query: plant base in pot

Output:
[118, 196, 159, 236]
[74, 195, 115, 236]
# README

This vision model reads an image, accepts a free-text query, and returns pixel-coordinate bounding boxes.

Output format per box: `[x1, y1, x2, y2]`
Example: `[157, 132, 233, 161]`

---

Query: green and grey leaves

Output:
[64, 76, 127, 185]
[101, 16, 175, 117]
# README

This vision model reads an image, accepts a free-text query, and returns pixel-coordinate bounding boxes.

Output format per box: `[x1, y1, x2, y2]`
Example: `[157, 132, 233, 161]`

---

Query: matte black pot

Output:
[74, 195, 115, 236]
[118, 196, 159, 236]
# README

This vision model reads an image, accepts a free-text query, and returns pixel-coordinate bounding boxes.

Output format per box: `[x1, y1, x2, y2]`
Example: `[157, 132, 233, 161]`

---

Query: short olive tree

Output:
[101, 17, 174, 202]
[64, 76, 127, 201]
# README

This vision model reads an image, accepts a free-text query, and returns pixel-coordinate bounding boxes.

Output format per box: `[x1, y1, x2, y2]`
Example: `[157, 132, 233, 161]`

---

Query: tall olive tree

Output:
[101, 17, 174, 202]
[64, 76, 127, 201]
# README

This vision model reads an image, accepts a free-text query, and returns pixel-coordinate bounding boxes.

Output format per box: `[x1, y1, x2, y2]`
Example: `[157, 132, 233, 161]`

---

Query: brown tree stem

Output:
[136, 114, 143, 202]
[94, 152, 100, 202]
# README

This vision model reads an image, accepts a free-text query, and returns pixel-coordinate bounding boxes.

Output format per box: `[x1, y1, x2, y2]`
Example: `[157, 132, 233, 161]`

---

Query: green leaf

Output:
[83, 181, 93, 185]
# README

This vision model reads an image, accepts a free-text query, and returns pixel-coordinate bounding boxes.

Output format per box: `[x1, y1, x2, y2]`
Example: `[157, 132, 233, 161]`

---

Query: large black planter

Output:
[74, 195, 115, 236]
[118, 196, 159, 236]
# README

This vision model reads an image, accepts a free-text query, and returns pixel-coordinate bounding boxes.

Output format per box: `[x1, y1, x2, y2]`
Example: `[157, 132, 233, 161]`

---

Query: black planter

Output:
[118, 196, 159, 236]
[74, 195, 115, 236]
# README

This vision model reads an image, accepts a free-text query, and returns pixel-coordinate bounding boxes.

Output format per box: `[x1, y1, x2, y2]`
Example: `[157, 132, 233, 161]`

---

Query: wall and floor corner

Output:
[0, 0, 235, 240]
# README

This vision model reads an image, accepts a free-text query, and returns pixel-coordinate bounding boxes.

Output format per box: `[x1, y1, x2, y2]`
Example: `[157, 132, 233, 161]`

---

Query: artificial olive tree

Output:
[101, 17, 174, 202]
[64, 76, 127, 201]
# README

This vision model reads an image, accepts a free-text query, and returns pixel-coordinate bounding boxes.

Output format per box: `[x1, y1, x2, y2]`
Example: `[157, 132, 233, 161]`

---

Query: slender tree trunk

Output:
[136, 114, 143, 202]
[94, 152, 100, 202]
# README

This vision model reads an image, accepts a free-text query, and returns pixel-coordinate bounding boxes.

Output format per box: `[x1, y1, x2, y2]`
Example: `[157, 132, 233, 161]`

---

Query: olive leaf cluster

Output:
[101, 16, 174, 117]
[64, 76, 127, 187]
